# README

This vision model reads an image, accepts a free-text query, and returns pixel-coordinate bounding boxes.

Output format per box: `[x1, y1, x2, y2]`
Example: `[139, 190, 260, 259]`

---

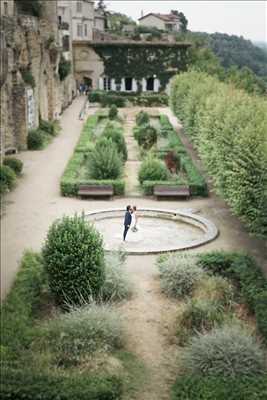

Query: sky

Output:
[105, 1, 267, 43]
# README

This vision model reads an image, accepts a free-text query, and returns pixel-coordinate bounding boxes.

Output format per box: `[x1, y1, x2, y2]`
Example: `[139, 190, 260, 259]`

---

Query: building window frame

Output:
[4, 1, 8, 15]
[84, 24, 88, 37]
[77, 23, 83, 37]
[103, 77, 111, 91]
[76, 1, 82, 13]
[125, 77, 133, 91]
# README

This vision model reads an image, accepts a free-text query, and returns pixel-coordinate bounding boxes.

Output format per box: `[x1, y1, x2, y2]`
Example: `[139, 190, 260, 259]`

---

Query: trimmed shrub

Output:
[42, 214, 105, 306]
[136, 111, 149, 126]
[138, 155, 169, 184]
[101, 252, 133, 302]
[3, 158, 23, 176]
[176, 299, 225, 345]
[196, 251, 267, 340]
[157, 253, 204, 298]
[0, 165, 16, 194]
[182, 325, 266, 378]
[103, 122, 127, 161]
[2, 368, 123, 400]
[172, 375, 267, 400]
[170, 71, 267, 236]
[1, 251, 46, 354]
[134, 124, 157, 149]
[27, 129, 44, 150]
[44, 304, 123, 365]
[87, 137, 123, 180]
[193, 275, 235, 308]
[109, 105, 118, 120]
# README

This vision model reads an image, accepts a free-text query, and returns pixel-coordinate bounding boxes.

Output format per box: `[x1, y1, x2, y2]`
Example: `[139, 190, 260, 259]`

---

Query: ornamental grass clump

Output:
[44, 303, 123, 366]
[101, 252, 133, 302]
[157, 253, 204, 298]
[108, 104, 118, 120]
[103, 122, 127, 161]
[87, 137, 123, 180]
[42, 214, 105, 306]
[182, 324, 266, 378]
[193, 275, 235, 308]
[176, 299, 225, 345]
[139, 154, 169, 184]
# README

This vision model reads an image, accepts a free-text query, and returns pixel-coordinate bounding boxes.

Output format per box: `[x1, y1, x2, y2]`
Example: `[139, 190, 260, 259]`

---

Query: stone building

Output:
[0, 0, 75, 153]
[138, 12, 181, 32]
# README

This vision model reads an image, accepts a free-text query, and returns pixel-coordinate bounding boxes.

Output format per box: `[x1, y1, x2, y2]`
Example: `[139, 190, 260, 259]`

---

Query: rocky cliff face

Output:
[1, 2, 75, 152]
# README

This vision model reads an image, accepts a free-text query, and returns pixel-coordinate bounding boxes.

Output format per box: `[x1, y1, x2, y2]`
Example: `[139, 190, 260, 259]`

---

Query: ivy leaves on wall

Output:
[93, 44, 189, 89]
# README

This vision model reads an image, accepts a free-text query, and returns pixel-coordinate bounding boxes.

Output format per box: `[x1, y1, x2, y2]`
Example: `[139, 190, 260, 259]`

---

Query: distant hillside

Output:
[192, 32, 267, 78]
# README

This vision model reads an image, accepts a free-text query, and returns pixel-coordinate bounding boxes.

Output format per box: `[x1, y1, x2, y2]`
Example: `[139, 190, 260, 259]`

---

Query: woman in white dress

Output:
[131, 206, 138, 232]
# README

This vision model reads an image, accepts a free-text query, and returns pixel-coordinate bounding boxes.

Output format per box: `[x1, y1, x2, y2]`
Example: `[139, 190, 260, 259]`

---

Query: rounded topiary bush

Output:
[177, 299, 225, 345]
[88, 137, 123, 179]
[27, 129, 44, 150]
[3, 158, 23, 176]
[136, 110, 149, 126]
[108, 105, 118, 120]
[103, 122, 127, 161]
[0, 165, 16, 195]
[157, 253, 204, 298]
[139, 154, 169, 184]
[134, 124, 157, 149]
[182, 325, 266, 378]
[42, 214, 105, 306]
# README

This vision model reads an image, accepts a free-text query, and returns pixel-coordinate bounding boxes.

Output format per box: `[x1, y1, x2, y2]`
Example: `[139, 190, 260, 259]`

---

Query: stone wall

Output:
[0, 2, 75, 153]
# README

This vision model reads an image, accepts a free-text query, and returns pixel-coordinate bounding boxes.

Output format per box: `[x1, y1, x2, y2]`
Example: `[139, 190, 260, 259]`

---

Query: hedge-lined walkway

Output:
[124, 109, 142, 197]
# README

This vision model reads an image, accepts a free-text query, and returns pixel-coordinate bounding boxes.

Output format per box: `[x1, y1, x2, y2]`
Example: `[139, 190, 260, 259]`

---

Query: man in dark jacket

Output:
[123, 205, 132, 241]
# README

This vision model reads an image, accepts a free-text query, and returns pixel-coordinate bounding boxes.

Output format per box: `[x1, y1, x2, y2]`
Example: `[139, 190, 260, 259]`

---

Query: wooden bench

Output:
[154, 185, 190, 200]
[78, 185, 113, 199]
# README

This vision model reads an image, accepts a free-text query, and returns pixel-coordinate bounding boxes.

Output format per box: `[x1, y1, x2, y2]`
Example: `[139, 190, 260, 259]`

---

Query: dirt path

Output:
[119, 255, 179, 400]
[124, 110, 142, 197]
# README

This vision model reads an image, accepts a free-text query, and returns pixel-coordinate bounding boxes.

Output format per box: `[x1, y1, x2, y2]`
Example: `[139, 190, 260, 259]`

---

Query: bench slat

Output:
[154, 185, 190, 198]
[78, 185, 113, 197]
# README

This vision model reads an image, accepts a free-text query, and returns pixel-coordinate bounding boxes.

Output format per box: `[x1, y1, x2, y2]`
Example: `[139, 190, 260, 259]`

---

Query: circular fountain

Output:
[85, 208, 218, 255]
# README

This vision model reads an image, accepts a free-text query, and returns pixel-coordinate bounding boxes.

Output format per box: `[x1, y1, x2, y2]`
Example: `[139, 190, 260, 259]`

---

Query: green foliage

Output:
[138, 154, 169, 184]
[27, 129, 44, 150]
[94, 44, 188, 90]
[193, 275, 235, 308]
[103, 121, 127, 161]
[89, 91, 126, 107]
[0, 165, 16, 195]
[2, 369, 123, 400]
[1, 251, 46, 354]
[101, 252, 133, 302]
[44, 304, 124, 365]
[108, 105, 118, 120]
[3, 157, 23, 176]
[182, 325, 266, 378]
[88, 137, 123, 180]
[42, 214, 105, 306]
[107, 11, 136, 32]
[197, 251, 267, 340]
[136, 111, 149, 126]
[157, 253, 204, 298]
[134, 124, 157, 149]
[226, 66, 266, 95]
[20, 68, 35, 88]
[58, 56, 71, 81]
[170, 71, 267, 235]
[39, 120, 59, 137]
[16, 0, 43, 17]
[172, 375, 267, 400]
[177, 299, 225, 345]
[89, 91, 168, 106]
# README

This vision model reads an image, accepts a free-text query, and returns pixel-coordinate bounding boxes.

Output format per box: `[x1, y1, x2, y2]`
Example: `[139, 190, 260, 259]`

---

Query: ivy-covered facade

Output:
[73, 40, 190, 92]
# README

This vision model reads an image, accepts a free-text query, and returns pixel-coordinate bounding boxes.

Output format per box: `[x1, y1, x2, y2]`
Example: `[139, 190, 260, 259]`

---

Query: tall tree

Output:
[171, 10, 188, 32]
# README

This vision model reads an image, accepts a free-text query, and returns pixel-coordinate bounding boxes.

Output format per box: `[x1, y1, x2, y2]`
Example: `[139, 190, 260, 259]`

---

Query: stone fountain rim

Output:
[85, 207, 219, 255]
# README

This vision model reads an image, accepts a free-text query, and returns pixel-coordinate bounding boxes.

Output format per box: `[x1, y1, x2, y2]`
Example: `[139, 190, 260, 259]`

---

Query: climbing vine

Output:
[93, 43, 190, 90]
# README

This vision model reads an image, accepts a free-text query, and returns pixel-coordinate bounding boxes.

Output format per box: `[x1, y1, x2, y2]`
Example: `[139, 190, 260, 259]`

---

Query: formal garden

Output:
[1, 74, 267, 400]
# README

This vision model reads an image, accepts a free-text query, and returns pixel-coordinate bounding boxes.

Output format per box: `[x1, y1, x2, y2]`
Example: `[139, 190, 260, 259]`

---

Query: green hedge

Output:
[88, 90, 168, 107]
[172, 375, 267, 400]
[142, 180, 186, 195]
[60, 113, 125, 196]
[170, 71, 267, 236]
[2, 370, 122, 400]
[197, 251, 267, 341]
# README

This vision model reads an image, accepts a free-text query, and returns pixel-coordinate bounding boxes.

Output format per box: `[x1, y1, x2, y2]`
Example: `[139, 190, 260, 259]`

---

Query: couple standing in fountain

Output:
[123, 205, 138, 241]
